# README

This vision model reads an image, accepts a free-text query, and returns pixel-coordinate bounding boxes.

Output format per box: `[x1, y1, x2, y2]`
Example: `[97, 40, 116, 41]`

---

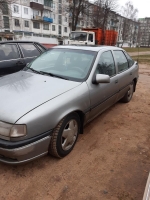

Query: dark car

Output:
[0, 41, 47, 76]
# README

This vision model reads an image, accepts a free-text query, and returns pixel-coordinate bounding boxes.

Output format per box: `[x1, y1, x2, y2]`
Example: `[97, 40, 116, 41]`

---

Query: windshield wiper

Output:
[39, 71, 69, 80]
[25, 67, 42, 75]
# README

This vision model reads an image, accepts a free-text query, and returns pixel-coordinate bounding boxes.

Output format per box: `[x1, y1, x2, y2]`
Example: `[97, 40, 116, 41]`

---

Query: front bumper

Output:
[0, 132, 52, 164]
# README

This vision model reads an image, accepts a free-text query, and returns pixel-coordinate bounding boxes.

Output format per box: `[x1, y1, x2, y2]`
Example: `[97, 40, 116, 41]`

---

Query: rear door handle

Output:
[115, 80, 118, 83]
[16, 61, 24, 65]
[130, 72, 132, 75]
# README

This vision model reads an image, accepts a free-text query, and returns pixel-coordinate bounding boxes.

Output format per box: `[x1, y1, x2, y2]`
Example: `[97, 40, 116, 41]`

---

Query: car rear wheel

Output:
[121, 81, 134, 103]
[49, 113, 80, 158]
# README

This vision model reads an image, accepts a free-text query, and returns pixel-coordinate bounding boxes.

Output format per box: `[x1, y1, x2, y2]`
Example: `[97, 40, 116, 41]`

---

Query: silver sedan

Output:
[0, 46, 139, 164]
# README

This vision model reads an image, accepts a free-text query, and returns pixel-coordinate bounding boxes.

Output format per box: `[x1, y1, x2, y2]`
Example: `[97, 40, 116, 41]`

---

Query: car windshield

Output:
[70, 32, 87, 41]
[25, 48, 96, 82]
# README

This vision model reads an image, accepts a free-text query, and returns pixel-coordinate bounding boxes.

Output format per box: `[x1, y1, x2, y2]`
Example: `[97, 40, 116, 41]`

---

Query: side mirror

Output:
[94, 74, 110, 84]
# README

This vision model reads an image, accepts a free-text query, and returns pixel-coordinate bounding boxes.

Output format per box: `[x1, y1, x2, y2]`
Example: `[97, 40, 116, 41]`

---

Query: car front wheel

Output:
[49, 113, 80, 158]
[121, 81, 134, 103]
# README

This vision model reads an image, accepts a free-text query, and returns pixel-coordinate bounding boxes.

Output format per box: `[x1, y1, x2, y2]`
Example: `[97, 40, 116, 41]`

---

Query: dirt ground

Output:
[0, 64, 150, 200]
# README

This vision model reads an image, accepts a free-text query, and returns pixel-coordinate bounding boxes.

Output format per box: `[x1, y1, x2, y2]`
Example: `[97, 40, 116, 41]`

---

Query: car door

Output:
[0, 43, 25, 76]
[113, 50, 134, 101]
[87, 50, 119, 121]
[18, 43, 41, 65]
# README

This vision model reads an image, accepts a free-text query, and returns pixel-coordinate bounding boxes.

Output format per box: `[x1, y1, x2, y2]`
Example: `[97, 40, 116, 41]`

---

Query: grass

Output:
[123, 47, 150, 53]
[131, 55, 150, 64]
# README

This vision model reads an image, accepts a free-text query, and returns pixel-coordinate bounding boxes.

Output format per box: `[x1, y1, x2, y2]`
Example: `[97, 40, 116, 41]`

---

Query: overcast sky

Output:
[118, 0, 149, 18]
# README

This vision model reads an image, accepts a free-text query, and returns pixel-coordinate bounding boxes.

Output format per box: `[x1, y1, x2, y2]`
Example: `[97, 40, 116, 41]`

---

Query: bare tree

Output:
[69, 0, 92, 31]
[121, 1, 138, 47]
[91, 0, 118, 44]
[92, 0, 118, 29]
[92, 0, 104, 28]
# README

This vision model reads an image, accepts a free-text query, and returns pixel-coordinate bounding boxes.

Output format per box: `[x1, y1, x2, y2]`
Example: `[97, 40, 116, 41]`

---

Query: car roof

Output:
[0, 40, 47, 49]
[0, 40, 40, 44]
[53, 45, 124, 52]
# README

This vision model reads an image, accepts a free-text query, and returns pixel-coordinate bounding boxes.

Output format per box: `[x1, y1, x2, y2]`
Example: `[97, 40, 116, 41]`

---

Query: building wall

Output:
[0, 0, 70, 44]
[139, 18, 150, 46]
[0, 0, 139, 46]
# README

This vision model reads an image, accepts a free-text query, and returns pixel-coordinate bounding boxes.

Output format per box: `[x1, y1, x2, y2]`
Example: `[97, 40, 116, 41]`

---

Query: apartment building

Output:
[0, 0, 139, 46]
[0, 1, 13, 40]
[138, 17, 150, 47]
[0, 0, 70, 46]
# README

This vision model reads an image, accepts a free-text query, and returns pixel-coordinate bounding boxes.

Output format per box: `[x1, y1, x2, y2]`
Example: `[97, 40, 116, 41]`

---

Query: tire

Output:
[121, 81, 134, 103]
[49, 113, 80, 158]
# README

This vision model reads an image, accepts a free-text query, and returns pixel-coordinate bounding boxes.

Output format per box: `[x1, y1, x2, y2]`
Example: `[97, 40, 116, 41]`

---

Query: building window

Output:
[44, 0, 51, 7]
[13, 5, 19, 13]
[24, 20, 29, 27]
[3, 16, 10, 29]
[14, 19, 20, 26]
[53, 3, 55, 9]
[24, 7, 28, 14]
[33, 22, 40, 29]
[43, 34, 50, 38]
[2, 2, 8, 15]
[24, 32, 32, 36]
[64, 27, 67, 33]
[58, 25, 61, 35]
[43, 23, 49, 30]
[58, 15, 62, 24]
[52, 25, 55, 31]
[58, 4, 62, 14]
[65, 17, 67, 22]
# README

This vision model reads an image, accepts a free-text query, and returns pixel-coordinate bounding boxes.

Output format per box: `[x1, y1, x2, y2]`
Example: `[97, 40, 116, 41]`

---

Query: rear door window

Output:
[113, 50, 128, 73]
[19, 43, 40, 58]
[124, 51, 134, 67]
[0, 44, 20, 61]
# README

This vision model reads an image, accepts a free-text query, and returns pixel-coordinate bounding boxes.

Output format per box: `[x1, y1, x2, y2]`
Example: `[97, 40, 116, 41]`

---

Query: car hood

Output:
[0, 71, 81, 124]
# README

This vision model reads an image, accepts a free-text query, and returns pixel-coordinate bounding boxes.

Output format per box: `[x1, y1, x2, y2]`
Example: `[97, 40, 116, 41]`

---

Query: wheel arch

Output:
[74, 110, 85, 134]
[58, 110, 85, 135]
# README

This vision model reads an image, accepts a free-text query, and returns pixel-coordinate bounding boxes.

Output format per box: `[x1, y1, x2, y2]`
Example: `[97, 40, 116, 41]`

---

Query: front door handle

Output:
[130, 72, 132, 75]
[115, 80, 118, 83]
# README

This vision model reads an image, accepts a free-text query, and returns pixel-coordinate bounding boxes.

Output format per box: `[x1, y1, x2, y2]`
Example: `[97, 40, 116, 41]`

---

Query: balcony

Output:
[43, 16, 53, 23]
[44, 5, 52, 11]
[32, 15, 43, 21]
[30, 2, 44, 10]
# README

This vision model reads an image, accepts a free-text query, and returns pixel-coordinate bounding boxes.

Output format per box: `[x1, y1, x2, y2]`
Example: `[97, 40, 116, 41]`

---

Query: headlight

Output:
[0, 121, 27, 139]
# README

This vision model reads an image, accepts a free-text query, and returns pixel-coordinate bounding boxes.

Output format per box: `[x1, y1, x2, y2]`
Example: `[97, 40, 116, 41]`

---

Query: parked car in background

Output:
[0, 45, 139, 164]
[0, 41, 47, 76]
